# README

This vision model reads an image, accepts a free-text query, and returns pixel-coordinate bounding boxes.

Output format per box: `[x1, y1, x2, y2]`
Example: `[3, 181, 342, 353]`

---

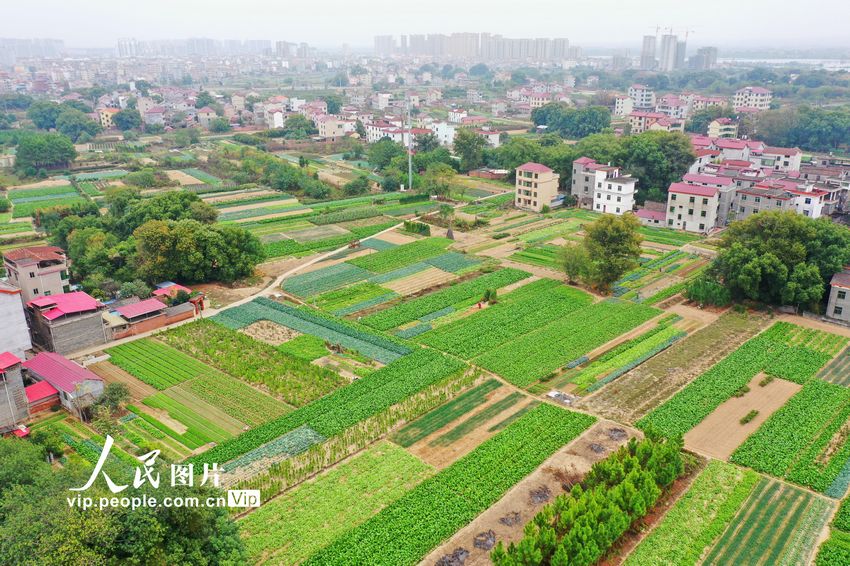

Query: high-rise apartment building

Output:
[640, 35, 656, 70]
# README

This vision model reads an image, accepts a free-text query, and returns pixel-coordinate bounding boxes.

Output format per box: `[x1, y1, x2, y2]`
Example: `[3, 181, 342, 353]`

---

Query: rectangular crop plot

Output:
[189, 349, 468, 466]
[157, 319, 347, 407]
[391, 379, 503, 447]
[419, 278, 593, 359]
[212, 298, 411, 363]
[819, 346, 850, 386]
[142, 393, 234, 444]
[302, 404, 595, 566]
[637, 322, 846, 439]
[240, 441, 434, 565]
[285, 224, 351, 243]
[184, 372, 290, 428]
[624, 460, 760, 566]
[348, 237, 452, 273]
[702, 478, 833, 566]
[475, 299, 660, 387]
[106, 339, 216, 390]
[282, 263, 371, 297]
[731, 380, 850, 494]
[362, 268, 530, 331]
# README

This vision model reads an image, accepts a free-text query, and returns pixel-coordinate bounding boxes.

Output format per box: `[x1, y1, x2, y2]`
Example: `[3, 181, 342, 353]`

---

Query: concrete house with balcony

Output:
[515, 162, 560, 213]
[3, 246, 71, 304]
[572, 157, 637, 214]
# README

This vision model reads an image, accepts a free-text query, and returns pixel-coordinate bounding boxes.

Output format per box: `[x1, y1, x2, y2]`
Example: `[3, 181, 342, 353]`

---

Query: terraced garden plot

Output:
[212, 298, 410, 363]
[348, 237, 453, 273]
[263, 221, 397, 259]
[475, 299, 660, 387]
[624, 460, 760, 566]
[635, 322, 845, 439]
[308, 206, 383, 225]
[819, 346, 850, 386]
[731, 380, 850, 494]
[74, 169, 127, 180]
[181, 168, 222, 185]
[189, 349, 467, 466]
[419, 278, 594, 359]
[362, 268, 530, 331]
[240, 441, 434, 565]
[184, 371, 290, 428]
[702, 478, 833, 566]
[12, 195, 87, 218]
[143, 392, 235, 443]
[122, 417, 192, 460]
[578, 311, 770, 423]
[128, 404, 206, 450]
[106, 338, 217, 390]
[157, 319, 346, 406]
[302, 404, 595, 566]
[391, 379, 503, 447]
[422, 251, 482, 273]
[8, 184, 76, 200]
[220, 203, 309, 222]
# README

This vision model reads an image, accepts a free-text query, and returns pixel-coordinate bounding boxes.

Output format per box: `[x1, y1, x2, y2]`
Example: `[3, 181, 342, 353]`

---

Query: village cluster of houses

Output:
[0, 246, 204, 435]
[614, 84, 773, 134]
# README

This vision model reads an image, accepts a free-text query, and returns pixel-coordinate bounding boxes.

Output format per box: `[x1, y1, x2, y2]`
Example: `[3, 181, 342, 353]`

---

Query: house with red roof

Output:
[25, 291, 106, 354]
[666, 182, 722, 234]
[707, 118, 738, 139]
[515, 162, 560, 213]
[0, 280, 31, 359]
[827, 268, 850, 324]
[3, 245, 70, 303]
[23, 352, 103, 419]
[25, 380, 59, 414]
[196, 106, 218, 129]
[0, 352, 28, 433]
[103, 295, 196, 340]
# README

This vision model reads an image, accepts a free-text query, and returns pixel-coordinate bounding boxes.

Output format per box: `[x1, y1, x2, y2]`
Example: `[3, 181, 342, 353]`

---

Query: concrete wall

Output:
[0, 365, 29, 432]
[0, 293, 32, 358]
[30, 311, 107, 354]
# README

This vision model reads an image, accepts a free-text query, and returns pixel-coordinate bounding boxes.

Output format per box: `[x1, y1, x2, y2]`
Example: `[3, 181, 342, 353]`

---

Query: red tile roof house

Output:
[25, 291, 107, 355]
[103, 296, 195, 340]
[23, 352, 103, 420]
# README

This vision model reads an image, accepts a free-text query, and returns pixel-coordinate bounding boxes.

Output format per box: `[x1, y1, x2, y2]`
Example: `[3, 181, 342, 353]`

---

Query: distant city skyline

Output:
[2, 0, 849, 50]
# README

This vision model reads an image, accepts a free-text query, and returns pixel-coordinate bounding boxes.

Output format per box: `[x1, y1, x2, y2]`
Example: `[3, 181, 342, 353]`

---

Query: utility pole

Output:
[407, 96, 413, 192]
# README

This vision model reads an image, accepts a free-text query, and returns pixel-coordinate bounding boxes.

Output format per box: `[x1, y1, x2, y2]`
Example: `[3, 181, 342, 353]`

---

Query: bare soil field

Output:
[287, 224, 351, 243]
[89, 361, 157, 401]
[684, 373, 801, 460]
[373, 230, 416, 245]
[421, 421, 639, 566]
[668, 303, 720, 333]
[239, 320, 301, 346]
[164, 170, 203, 185]
[383, 267, 457, 295]
[577, 311, 771, 424]
[202, 189, 277, 204]
[232, 207, 313, 223]
[9, 179, 72, 190]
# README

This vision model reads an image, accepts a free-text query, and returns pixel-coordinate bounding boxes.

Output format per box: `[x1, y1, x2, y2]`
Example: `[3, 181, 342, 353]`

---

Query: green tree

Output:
[98, 382, 131, 414]
[343, 175, 370, 196]
[194, 90, 215, 108]
[113, 108, 142, 131]
[414, 132, 440, 153]
[208, 117, 231, 133]
[26, 101, 62, 129]
[367, 137, 406, 171]
[421, 162, 456, 197]
[559, 244, 591, 284]
[55, 109, 100, 142]
[453, 128, 487, 172]
[282, 114, 316, 138]
[15, 132, 77, 172]
[355, 119, 367, 139]
[582, 213, 643, 291]
[118, 279, 152, 299]
[321, 94, 342, 114]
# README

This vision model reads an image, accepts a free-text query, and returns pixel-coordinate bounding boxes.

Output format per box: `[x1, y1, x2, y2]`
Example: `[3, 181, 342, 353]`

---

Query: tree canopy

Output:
[579, 213, 643, 291]
[531, 103, 612, 139]
[453, 128, 487, 172]
[709, 211, 850, 309]
[15, 132, 77, 173]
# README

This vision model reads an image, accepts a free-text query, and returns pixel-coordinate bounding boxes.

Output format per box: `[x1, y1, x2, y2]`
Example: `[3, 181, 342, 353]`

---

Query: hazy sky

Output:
[2, 0, 849, 49]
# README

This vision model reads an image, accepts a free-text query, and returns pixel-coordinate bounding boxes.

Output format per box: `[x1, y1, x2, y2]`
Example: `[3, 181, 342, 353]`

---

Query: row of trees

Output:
[26, 100, 101, 142]
[492, 434, 684, 565]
